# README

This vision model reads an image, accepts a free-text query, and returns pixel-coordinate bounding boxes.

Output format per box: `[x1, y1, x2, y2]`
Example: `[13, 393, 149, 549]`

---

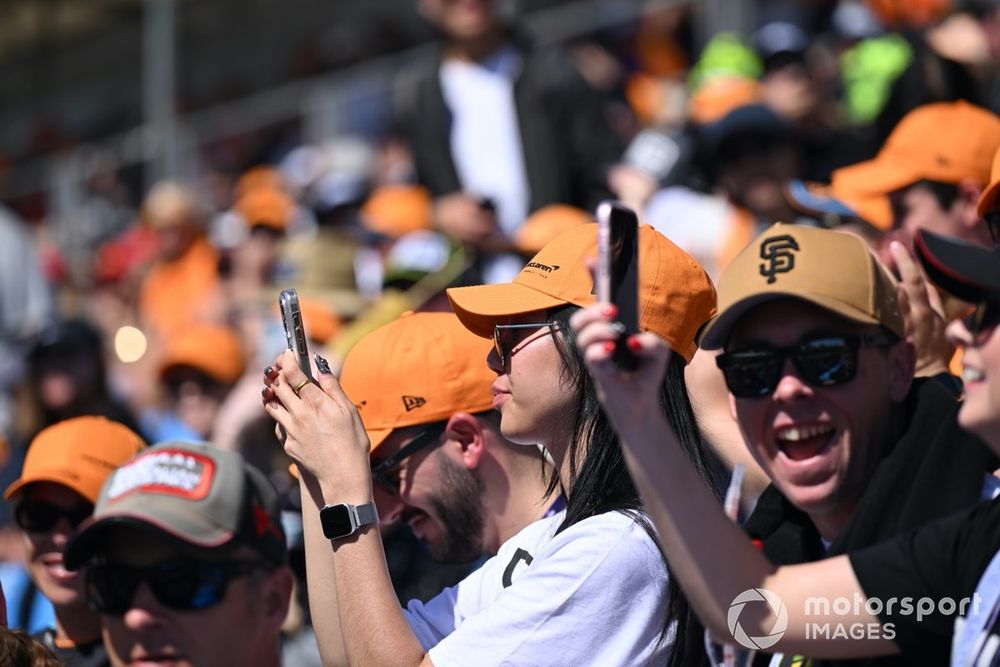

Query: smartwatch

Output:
[320, 502, 379, 541]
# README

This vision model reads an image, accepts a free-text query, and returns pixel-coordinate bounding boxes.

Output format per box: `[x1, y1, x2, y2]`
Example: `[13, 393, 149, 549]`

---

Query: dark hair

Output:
[891, 179, 961, 221]
[0, 628, 62, 667]
[545, 305, 724, 667]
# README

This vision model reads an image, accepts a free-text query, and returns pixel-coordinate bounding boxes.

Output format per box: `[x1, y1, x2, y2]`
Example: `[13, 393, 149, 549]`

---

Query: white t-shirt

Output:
[404, 509, 674, 666]
[440, 47, 530, 285]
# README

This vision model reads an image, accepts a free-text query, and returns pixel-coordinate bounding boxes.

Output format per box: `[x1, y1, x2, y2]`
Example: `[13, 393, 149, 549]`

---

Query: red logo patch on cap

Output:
[106, 449, 215, 502]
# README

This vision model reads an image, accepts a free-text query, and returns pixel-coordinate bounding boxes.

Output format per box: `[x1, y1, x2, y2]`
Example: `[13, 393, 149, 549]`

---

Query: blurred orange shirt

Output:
[139, 236, 221, 338]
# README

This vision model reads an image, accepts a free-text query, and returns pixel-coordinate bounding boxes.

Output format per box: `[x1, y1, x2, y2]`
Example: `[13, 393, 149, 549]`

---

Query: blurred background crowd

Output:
[1, 0, 1000, 662]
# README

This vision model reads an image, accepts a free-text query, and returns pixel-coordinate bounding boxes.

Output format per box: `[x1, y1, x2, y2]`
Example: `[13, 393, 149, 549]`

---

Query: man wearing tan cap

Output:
[698, 224, 995, 664]
[4, 416, 145, 666]
[700, 223, 994, 550]
[62, 442, 293, 667]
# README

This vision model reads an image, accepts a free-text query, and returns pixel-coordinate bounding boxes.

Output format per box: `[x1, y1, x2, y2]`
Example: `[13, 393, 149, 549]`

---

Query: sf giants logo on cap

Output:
[106, 450, 215, 502]
[759, 235, 800, 284]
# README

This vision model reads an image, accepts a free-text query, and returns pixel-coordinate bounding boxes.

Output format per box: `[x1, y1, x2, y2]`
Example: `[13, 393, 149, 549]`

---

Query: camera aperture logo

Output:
[728, 588, 789, 650]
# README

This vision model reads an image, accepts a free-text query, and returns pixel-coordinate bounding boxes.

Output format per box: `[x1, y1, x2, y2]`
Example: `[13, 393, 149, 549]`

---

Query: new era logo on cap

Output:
[402, 395, 427, 411]
[759, 235, 800, 284]
[106, 449, 215, 502]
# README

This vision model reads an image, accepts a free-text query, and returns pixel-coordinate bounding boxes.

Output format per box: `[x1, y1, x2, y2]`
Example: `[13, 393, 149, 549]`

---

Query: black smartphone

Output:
[279, 289, 313, 380]
[596, 201, 640, 371]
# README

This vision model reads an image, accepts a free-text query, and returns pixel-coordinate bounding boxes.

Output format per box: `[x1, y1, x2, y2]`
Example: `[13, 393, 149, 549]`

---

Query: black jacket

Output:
[393, 32, 623, 216]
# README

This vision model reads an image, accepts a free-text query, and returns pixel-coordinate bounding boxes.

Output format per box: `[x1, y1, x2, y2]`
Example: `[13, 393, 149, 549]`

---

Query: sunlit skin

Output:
[727, 300, 914, 540]
[949, 314, 1000, 442]
[99, 529, 292, 667]
[487, 312, 578, 486]
[19, 482, 103, 645]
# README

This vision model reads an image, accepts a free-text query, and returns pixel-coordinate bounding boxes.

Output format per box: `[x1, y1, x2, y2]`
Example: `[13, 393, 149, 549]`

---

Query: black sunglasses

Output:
[984, 210, 1000, 246]
[964, 298, 1000, 340]
[85, 558, 269, 615]
[370, 421, 447, 496]
[716, 333, 899, 399]
[14, 500, 93, 533]
[492, 322, 560, 370]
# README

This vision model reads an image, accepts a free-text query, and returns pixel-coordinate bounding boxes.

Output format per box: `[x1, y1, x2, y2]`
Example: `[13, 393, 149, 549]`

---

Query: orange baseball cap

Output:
[833, 101, 1000, 202]
[447, 223, 717, 362]
[339, 312, 495, 452]
[977, 146, 1000, 216]
[159, 324, 246, 385]
[4, 416, 146, 503]
[687, 76, 761, 125]
[514, 205, 593, 255]
[234, 188, 294, 232]
[361, 185, 433, 238]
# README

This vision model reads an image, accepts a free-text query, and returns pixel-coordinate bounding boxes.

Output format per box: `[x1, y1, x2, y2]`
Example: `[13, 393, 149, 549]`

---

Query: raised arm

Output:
[569, 305, 898, 658]
[264, 351, 433, 667]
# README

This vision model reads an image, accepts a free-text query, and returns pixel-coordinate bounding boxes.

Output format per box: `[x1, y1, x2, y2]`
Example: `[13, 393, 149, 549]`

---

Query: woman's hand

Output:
[263, 350, 373, 500]
[569, 304, 672, 432]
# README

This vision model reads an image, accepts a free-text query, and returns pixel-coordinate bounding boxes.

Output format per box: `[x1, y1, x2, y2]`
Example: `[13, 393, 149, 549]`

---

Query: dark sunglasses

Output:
[492, 322, 560, 370]
[964, 299, 1000, 340]
[370, 421, 447, 496]
[984, 210, 1000, 246]
[716, 333, 899, 399]
[14, 500, 93, 533]
[85, 558, 269, 615]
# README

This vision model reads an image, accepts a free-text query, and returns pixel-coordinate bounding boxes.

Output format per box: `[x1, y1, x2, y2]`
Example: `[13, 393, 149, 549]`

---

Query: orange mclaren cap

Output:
[834, 101, 1000, 202]
[977, 146, 1000, 216]
[829, 170, 893, 231]
[159, 324, 246, 385]
[513, 205, 593, 255]
[361, 185, 433, 238]
[447, 223, 717, 362]
[4, 416, 145, 503]
[297, 296, 342, 345]
[234, 188, 294, 232]
[338, 312, 494, 452]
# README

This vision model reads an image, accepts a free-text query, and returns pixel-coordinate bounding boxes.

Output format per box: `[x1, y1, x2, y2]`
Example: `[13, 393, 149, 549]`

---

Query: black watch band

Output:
[320, 502, 379, 541]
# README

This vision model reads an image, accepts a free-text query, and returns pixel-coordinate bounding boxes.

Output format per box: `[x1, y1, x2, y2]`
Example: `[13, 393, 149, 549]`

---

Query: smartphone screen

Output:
[279, 289, 313, 380]
[595, 201, 640, 370]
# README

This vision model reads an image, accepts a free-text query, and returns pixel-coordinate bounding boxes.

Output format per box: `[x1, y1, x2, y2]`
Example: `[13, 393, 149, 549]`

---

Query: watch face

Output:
[321, 504, 354, 539]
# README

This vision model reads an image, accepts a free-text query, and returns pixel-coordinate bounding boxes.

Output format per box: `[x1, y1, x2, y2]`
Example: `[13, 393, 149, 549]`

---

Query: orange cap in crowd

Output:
[339, 312, 495, 452]
[295, 295, 342, 345]
[234, 166, 287, 199]
[234, 188, 295, 232]
[159, 324, 246, 385]
[361, 185, 433, 238]
[514, 205, 593, 255]
[447, 223, 717, 362]
[977, 146, 1000, 216]
[4, 416, 146, 503]
[687, 76, 761, 125]
[834, 101, 1000, 205]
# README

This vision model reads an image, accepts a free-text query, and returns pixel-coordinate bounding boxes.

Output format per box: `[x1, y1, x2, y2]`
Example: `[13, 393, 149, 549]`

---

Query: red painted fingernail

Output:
[603, 341, 616, 354]
[627, 336, 642, 352]
[601, 304, 618, 318]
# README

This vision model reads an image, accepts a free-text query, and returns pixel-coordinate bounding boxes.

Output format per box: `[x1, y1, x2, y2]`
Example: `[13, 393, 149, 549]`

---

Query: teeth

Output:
[776, 424, 833, 442]
[963, 367, 985, 382]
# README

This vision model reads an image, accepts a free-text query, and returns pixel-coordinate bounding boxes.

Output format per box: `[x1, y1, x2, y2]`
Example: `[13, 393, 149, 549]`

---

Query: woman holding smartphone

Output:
[264, 222, 724, 666]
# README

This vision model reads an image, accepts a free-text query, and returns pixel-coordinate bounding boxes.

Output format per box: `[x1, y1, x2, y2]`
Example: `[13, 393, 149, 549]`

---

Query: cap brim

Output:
[699, 292, 886, 349]
[784, 180, 860, 222]
[834, 156, 918, 200]
[4, 473, 96, 503]
[447, 282, 570, 339]
[64, 512, 236, 571]
[914, 229, 1000, 303]
[977, 180, 1000, 217]
[366, 427, 393, 453]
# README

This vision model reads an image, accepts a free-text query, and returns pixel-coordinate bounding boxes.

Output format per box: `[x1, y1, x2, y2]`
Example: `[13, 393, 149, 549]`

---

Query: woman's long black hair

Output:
[545, 305, 725, 667]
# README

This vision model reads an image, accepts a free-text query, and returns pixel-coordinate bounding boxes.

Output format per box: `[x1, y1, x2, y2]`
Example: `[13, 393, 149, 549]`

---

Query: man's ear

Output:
[444, 413, 485, 470]
[262, 566, 295, 633]
[889, 338, 917, 402]
[956, 179, 986, 234]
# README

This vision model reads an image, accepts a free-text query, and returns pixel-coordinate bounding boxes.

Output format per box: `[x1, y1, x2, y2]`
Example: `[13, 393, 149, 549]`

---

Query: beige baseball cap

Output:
[699, 223, 903, 349]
